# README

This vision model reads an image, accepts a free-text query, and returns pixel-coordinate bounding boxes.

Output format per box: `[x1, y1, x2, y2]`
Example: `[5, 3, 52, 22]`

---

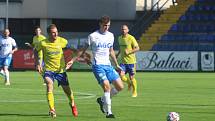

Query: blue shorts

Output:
[43, 71, 69, 86]
[0, 56, 12, 67]
[92, 65, 120, 84]
[120, 63, 136, 76]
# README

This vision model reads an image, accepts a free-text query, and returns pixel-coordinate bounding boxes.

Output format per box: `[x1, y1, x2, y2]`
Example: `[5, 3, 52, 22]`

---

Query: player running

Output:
[0, 28, 18, 86]
[25, 26, 46, 85]
[117, 24, 139, 97]
[66, 15, 124, 118]
[34, 24, 78, 118]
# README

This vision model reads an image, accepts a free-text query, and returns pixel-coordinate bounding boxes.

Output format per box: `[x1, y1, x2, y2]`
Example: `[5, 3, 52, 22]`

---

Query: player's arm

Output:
[25, 42, 33, 48]
[125, 38, 139, 55]
[116, 37, 121, 58]
[34, 49, 43, 74]
[66, 44, 89, 70]
[11, 46, 18, 54]
[33, 41, 43, 74]
[125, 45, 139, 55]
[110, 47, 122, 70]
[11, 39, 18, 54]
[116, 49, 121, 59]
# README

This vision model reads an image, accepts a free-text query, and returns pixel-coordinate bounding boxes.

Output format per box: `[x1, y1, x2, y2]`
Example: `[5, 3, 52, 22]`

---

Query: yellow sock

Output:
[47, 92, 55, 110]
[121, 75, 128, 82]
[131, 78, 137, 94]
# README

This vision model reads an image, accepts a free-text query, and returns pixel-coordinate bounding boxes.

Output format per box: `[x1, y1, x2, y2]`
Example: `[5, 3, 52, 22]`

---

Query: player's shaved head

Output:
[121, 24, 129, 36]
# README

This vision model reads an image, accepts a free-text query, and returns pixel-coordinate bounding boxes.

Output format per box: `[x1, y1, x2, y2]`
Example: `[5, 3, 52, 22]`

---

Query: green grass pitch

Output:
[0, 71, 215, 121]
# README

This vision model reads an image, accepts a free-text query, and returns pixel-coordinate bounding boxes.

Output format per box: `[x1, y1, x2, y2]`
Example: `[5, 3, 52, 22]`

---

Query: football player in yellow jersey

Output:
[117, 24, 139, 97]
[25, 26, 46, 85]
[34, 24, 78, 118]
[25, 26, 46, 49]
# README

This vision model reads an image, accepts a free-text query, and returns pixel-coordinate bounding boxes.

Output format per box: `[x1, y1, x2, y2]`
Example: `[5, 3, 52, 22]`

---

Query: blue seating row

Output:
[169, 24, 215, 33]
[188, 5, 215, 12]
[160, 34, 215, 42]
[179, 14, 215, 21]
[197, 0, 215, 3]
[151, 43, 215, 51]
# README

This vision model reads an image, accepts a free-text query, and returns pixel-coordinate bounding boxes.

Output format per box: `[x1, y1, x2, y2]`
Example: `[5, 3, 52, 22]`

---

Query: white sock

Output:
[103, 92, 112, 115]
[110, 87, 118, 98]
[0, 69, 4, 74]
[0, 69, 5, 76]
[5, 70, 9, 83]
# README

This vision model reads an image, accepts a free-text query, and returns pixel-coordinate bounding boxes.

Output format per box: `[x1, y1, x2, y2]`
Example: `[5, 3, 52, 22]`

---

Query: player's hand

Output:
[125, 49, 130, 55]
[66, 60, 74, 70]
[25, 43, 32, 48]
[116, 65, 123, 71]
[9, 51, 14, 54]
[37, 65, 43, 74]
[85, 57, 92, 66]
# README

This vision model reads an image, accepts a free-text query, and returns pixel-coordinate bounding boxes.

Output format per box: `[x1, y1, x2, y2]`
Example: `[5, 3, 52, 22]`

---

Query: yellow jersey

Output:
[36, 36, 67, 73]
[118, 34, 139, 64]
[32, 35, 46, 61]
[32, 35, 46, 48]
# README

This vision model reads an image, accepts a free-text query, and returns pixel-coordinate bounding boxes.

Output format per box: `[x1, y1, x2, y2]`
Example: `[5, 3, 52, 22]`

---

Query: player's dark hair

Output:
[99, 15, 110, 24]
[47, 24, 57, 33]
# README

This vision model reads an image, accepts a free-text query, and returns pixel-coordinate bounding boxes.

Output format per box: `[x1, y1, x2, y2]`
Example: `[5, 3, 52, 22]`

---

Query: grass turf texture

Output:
[0, 71, 215, 121]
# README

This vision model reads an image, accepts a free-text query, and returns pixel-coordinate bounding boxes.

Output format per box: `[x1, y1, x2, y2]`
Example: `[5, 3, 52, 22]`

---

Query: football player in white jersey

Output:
[66, 15, 124, 118]
[0, 29, 18, 85]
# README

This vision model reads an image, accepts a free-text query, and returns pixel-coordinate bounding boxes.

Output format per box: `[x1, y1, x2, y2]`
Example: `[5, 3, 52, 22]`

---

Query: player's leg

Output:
[93, 65, 114, 118]
[3, 66, 10, 85]
[0, 68, 5, 77]
[0, 59, 6, 82]
[61, 85, 78, 117]
[56, 72, 78, 117]
[4, 56, 12, 85]
[111, 78, 124, 97]
[43, 71, 56, 118]
[119, 64, 131, 90]
[101, 80, 115, 118]
[128, 64, 137, 97]
[107, 66, 124, 98]
[105, 65, 124, 118]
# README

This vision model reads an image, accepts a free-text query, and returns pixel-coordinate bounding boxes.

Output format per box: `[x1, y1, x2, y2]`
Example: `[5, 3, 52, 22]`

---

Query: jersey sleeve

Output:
[87, 35, 92, 46]
[60, 37, 68, 48]
[131, 36, 139, 48]
[11, 38, 17, 47]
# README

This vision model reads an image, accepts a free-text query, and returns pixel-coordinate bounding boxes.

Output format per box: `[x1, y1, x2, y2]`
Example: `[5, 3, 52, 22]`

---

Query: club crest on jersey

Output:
[97, 42, 112, 48]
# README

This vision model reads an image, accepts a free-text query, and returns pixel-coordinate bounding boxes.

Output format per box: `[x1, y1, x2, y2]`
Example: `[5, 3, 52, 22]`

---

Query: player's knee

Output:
[116, 84, 124, 91]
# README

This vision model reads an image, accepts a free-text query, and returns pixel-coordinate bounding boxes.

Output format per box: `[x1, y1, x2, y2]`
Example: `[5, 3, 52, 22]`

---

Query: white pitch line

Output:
[0, 87, 96, 103]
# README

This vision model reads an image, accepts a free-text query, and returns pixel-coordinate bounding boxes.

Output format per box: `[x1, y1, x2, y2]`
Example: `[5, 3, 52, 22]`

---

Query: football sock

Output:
[0, 69, 5, 76]
[131, 78, 137, 94]
[121, 75, 131, 87]
[47, 92, 55, 110]
[110, 87, 118, 98]
[121, 75, 128, 82]
[5, 70, 9, 83]
[104, 92, 112, 115]
[67, 92, 75, 106]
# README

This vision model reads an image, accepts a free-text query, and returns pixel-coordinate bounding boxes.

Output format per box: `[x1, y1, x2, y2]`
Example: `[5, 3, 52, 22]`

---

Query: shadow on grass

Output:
[0, 113, 48, 117]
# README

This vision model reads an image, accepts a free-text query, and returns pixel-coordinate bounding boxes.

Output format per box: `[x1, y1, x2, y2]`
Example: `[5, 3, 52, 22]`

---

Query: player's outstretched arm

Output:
[66, 45, 89, 70]
[25, 42, 33, 48]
